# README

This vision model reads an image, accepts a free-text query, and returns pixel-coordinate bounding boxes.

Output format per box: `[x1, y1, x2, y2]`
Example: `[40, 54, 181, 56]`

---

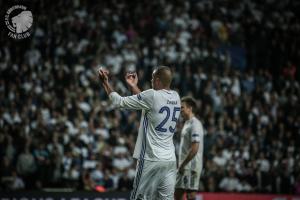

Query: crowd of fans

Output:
[0, 0, 299, 194]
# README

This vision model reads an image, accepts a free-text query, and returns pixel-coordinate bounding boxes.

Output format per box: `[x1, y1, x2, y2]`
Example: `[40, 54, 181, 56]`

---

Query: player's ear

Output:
[156, 77, 161, 84]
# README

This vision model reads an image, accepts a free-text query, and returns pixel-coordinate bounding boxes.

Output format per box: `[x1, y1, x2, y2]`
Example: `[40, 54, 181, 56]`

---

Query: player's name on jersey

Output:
[167, 100, 178, 105]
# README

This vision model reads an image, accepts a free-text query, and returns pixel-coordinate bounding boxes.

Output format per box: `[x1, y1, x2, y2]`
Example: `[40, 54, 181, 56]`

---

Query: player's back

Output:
[133, 89, 181, 161]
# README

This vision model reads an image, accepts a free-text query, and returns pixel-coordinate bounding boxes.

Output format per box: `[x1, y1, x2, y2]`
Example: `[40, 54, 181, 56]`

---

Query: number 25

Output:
[155, 106, 180, 133]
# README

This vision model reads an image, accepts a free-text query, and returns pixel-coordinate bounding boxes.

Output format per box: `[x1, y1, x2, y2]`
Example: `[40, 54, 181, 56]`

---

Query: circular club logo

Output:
[5, 5, 33, 39]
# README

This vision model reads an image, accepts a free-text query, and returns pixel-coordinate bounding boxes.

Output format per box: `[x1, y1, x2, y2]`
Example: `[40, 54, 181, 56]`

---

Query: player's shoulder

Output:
[140, 89, 155, 96]
[190, 117, 204, 136]
[172, 90, 180, 98]
[191, 117, 203, 127]
[191, 116, 201, 122]
[137, 89, 155, 102]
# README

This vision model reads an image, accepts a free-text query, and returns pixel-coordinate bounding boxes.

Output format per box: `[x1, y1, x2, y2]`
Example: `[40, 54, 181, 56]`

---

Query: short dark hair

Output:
[154, 66, 172, 88]
[181, 96, 197, 113]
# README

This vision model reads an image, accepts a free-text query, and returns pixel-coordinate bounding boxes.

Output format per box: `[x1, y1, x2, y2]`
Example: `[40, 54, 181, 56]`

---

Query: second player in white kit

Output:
[175, 96, 204, 200]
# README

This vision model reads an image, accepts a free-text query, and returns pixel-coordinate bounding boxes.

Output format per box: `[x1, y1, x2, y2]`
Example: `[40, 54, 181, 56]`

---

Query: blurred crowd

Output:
[0, 0, 299, 194]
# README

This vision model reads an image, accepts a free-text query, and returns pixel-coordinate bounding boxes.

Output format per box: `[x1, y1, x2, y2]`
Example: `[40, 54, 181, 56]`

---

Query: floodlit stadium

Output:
[0, 0, 299, 199]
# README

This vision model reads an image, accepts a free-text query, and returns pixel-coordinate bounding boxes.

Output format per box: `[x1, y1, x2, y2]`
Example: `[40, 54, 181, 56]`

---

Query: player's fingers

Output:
[99, 70, 107, 81]
[98, 69, 104, 77]
[99, 67, 109, 74]
[100, 69, 108, 77]
[126, 72, 134, 77]
[125, 73, 134, 80]
[127, 72, 136, 78]
[99, 68, 104, 73]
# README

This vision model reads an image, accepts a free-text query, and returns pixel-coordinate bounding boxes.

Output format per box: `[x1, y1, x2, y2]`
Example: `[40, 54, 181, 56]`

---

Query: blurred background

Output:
[0, 0, 299, 197]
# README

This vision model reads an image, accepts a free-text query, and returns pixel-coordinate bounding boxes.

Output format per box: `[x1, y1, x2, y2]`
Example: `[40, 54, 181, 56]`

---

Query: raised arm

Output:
[98, 68, 114, 95]
[125, 72, 141, 94]
[98, 67, 152, 111]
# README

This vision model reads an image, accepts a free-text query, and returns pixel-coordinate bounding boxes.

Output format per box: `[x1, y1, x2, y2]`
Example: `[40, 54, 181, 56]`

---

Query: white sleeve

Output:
[190, 120, 203, 143]
[109, 89, 154, 111]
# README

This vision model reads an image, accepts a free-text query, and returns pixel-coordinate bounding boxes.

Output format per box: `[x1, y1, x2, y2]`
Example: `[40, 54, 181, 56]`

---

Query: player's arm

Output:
[109, 89, 153, 110]
[99, 68, 114, 95]
[125, 72, 141, 94]
[178, 142, 199, 173]
[98, 68, 153, 110]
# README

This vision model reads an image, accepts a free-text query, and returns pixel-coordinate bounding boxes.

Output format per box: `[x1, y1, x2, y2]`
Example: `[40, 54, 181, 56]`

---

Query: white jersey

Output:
[178, 117, 204, 172]
[110, 89, 181, 161]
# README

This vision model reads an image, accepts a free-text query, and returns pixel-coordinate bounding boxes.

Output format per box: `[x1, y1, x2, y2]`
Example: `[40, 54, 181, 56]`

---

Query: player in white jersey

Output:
[175, 96, 204, 200]
[99, 66, 181, 200]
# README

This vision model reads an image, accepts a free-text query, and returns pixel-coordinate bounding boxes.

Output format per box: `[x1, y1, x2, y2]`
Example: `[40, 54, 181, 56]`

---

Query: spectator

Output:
[0, 157, 13, 190]
[103, 170, 114, 191]
[118, 172, 133, 191]
[294, 175, 300, 195]
[33, 142, 51, 186]
[91, 163, 104, 185]
[219, 169, 241, 192]
[81, 170, 96, 191]
[10, 171, 25, 191]
[16, 147, 36, 189]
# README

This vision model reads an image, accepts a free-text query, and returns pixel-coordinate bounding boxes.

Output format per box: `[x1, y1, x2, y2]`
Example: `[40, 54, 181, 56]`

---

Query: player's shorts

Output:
[130, 160, 177, 200]
[175, 169, 201, 191]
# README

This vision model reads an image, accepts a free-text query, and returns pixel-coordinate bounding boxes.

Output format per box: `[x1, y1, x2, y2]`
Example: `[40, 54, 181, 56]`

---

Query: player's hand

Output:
[125, 71, 138, 88]
[178, 165, 184, 174]
[98, 67, 109, 83]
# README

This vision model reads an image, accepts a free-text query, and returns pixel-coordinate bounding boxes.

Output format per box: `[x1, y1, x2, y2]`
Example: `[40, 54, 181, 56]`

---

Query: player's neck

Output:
[187, 113, 194, 120]
[156, 83, 170, 90]
[159, 86, 170, 90]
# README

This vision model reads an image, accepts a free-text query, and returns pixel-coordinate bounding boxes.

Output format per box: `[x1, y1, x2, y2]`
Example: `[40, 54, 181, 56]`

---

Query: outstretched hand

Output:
[98, 67, 114, 95]
[98, 67, 109, 83]
[125, 72, 138, 88]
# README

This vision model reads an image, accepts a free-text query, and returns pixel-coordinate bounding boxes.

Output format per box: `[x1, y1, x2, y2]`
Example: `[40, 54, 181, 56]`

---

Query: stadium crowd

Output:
[0, 0, 299, 194]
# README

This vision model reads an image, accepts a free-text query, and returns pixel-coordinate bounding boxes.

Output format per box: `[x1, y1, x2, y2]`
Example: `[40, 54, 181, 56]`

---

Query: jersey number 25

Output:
[155, 106, 181, 133]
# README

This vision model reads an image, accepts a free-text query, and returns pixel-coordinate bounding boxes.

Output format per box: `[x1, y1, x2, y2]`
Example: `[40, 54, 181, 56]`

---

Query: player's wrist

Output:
[127, 84, 136, 90]
[101, 80, 109, 86]
[129, 84, 138, 89]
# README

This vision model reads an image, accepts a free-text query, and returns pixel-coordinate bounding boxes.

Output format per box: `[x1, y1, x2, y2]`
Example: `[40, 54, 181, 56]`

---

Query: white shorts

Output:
[130, 160, 177, 200]
[175, 169, 201, 191]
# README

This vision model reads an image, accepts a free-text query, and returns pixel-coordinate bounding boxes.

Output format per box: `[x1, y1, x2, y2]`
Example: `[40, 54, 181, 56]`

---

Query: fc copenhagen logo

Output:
[5, 5, 33, 39]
